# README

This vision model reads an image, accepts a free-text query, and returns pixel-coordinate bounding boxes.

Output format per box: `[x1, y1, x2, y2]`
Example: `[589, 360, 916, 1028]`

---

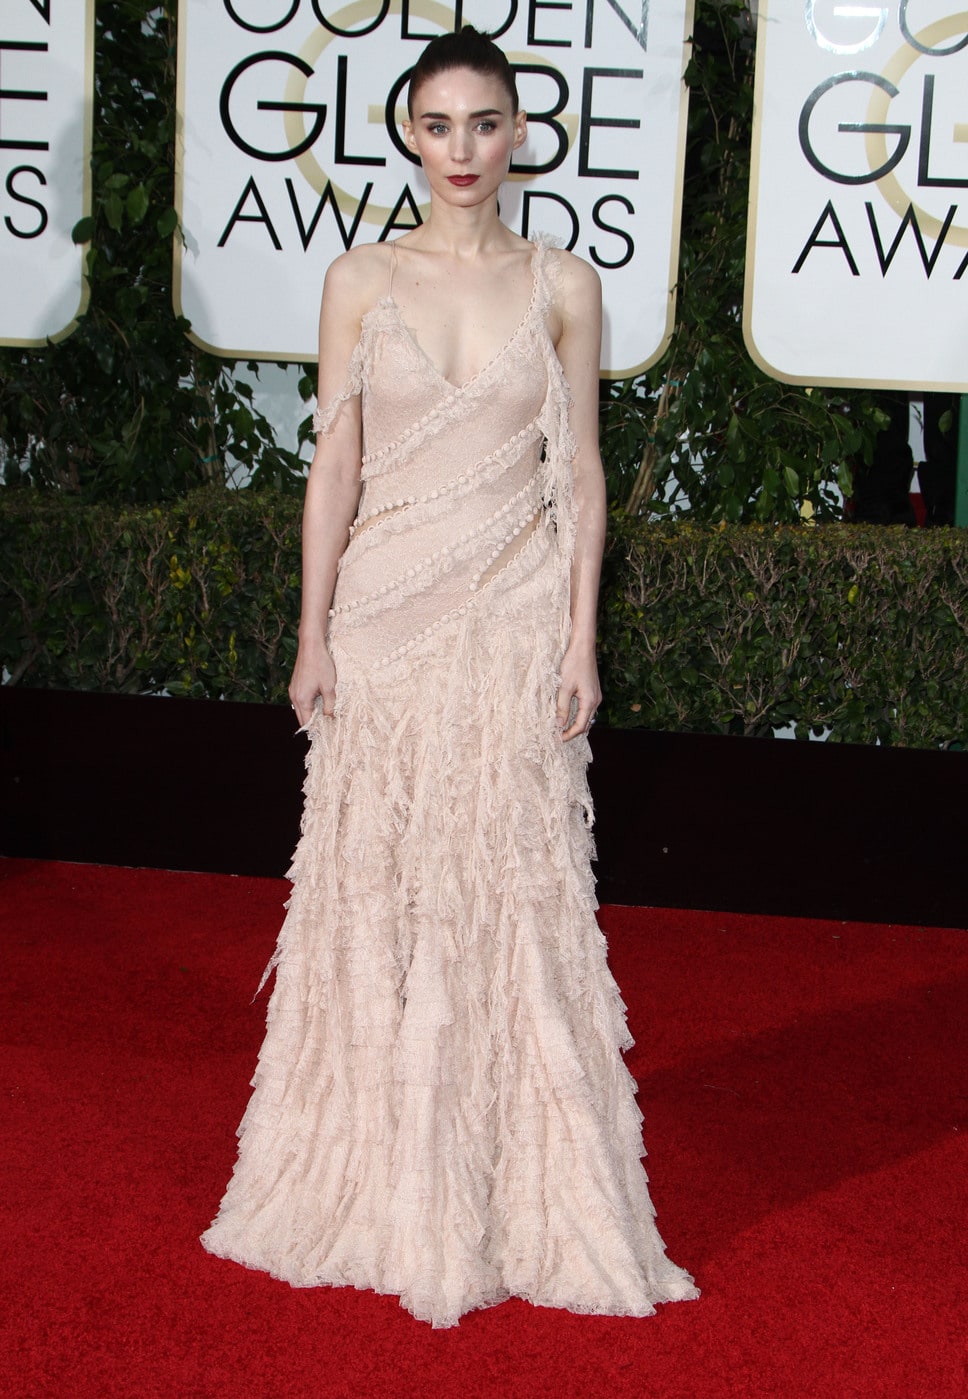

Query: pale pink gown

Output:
[201, 239, 699, 1328]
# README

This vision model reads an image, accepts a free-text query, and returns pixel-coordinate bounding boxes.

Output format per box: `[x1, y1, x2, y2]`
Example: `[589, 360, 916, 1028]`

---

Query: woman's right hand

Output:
[289, 635, 337, 729]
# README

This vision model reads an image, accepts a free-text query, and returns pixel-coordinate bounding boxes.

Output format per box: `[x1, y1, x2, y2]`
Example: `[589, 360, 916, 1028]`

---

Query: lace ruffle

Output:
[312, 338, 364, 437]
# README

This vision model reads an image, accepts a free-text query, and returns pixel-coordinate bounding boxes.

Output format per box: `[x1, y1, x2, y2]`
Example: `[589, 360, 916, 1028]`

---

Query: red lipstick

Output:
[447, 175, 479, 187]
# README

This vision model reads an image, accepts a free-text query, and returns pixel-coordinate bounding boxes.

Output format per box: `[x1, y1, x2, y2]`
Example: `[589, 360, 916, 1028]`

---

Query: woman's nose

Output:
[450, 129, 472, 161]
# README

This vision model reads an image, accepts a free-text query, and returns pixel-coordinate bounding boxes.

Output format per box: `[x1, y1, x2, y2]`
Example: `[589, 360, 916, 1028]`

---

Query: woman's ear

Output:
[512, 111, 528, 152]
[402, 120, 419, 155]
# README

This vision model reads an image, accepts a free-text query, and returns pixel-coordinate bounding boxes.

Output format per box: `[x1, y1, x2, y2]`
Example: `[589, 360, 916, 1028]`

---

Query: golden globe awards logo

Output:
[795, 1, 968, 277]
[745, 1, 968, 391]
[0, 0, 94, 346]
[175, 0, 694, 374]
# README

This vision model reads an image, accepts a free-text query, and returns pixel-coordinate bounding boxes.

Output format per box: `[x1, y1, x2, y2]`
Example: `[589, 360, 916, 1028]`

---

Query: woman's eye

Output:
[477, 121, 496, 133]
[428, 123, 448, 135]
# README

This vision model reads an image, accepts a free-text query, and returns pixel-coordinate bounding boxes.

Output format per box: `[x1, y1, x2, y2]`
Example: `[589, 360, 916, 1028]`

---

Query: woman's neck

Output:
[406, 194, 517, 258]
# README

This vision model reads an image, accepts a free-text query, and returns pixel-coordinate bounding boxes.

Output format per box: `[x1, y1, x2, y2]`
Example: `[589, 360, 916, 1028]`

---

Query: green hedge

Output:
[0, 489, 301, 703]
[602, 516, 968, 746]
[2, 490, 966, 748]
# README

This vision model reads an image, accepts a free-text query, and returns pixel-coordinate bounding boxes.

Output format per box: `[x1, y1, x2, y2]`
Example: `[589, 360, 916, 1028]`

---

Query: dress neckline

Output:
[369, 242, 544, 394]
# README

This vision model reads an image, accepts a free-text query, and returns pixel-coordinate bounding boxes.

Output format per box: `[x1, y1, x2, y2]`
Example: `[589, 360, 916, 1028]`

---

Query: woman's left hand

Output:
[556, 642, 602, 741]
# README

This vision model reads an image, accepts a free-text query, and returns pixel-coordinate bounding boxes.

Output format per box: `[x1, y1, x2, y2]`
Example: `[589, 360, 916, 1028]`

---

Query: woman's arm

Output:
[551, 254, 607, 741]
[288, 254, 371, 728]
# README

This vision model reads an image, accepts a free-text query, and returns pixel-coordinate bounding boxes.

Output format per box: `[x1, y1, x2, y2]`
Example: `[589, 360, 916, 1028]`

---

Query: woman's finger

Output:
[319, 678, 337, 719]
[556, 685, 576, 732]
[561, 696, 599, 741]
[290, 683, 335, 731]
[561, 709, 590, 740]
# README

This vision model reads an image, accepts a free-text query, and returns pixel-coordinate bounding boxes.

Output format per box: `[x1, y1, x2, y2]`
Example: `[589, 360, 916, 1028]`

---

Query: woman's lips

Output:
[447, 175, 479, 186]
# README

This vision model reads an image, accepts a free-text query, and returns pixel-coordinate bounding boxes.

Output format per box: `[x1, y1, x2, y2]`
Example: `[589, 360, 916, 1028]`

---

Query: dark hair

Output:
[407, 26, 519, 117]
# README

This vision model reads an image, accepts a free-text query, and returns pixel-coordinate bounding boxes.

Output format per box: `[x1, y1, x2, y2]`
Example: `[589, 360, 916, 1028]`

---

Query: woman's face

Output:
[404, 66, 527, 206]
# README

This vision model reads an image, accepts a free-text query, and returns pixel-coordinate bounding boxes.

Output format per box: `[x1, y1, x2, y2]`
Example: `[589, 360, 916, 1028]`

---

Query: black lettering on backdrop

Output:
[219, 0, 520, 41]
[312, 0, 390, 38]
[805, 0, 885, 53]
[380, 183, 422, 239]
[529, 0, 573, 48]
[222, 0, 300, 33]
[0, 41, 48, 151]
[209, 175, 639, 264]
[220, 51, 326, 161]
[27, 0, 51, 19]
[918, 75, 968, 188]
[509, 64, 568, 175]
[218, 176, 283, 247]
[798, 72, 908, 185]
[866, 201, 957, 276]
[590, 193, 633, 267]
[285, 177, 374, 249]
[444, 3, 523, 38]
[899, 0, 968, 57]
[401, 0, 436, 40]
[194, 0, 683, 373]
[381, 2, 519, 48]
[579, 67, 641, 179]
[336, 55, 385, 165]
[457, 2, 517, 40]
[585, 0, 648, 53]
[800, 71, 968, 191]
[792, 200, 965, 280]
[792, 200, 860, 274]
[4, 163, 47, 237]
[385, 69, 418, 164]
[520, 189, 578, 248]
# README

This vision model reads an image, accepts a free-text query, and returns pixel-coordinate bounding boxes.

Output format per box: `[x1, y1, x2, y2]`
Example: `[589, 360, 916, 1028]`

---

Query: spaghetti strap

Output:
[387, 241, 397, 298]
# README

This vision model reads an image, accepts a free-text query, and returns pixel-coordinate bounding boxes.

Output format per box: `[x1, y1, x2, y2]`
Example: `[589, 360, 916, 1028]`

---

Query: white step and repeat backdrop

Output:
[746, 0, 968, 391]
[0, 0, 94, 347]
[4, 3, 965, 395]
[174, 0, 695, 377]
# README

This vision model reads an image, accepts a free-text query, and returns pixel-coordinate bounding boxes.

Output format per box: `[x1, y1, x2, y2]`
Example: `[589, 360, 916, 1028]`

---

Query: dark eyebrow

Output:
[418, 108, 504, 120]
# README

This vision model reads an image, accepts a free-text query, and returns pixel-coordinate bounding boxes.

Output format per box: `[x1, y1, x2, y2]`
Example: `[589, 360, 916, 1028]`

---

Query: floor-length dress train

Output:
[201, 240, 699, 1328]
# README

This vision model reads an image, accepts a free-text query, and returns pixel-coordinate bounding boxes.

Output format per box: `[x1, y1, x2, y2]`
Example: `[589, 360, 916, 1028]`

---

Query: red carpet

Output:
[1, 858, 965, 1398]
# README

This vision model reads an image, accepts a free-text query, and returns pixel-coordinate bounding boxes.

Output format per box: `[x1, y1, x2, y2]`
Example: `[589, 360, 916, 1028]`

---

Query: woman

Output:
[202, 26, 698, 1329]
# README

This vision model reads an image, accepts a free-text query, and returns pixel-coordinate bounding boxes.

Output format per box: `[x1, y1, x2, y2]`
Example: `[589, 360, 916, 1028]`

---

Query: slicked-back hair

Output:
[407, 26, 519, 118]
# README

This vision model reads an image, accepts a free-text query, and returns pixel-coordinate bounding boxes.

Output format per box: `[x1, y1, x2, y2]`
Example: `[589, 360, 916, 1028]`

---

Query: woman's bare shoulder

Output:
[548, 247, 602, 324]
[553, 247, 601, 296]
[321, 242, 392, 317]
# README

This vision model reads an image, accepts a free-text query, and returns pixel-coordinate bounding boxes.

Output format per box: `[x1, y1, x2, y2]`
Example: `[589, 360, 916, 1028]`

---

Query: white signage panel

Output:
[0, 0, 94, 346]
[745, 1, 968, 390]
[175, 0, 693, 376]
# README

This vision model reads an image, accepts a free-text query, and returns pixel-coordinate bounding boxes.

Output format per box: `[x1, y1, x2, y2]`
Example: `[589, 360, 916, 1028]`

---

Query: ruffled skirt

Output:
[201, 551, 698, 1327]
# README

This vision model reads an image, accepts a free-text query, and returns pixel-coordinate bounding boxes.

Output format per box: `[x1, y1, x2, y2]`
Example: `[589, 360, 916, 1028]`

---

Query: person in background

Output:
[919, 394, 958, 526]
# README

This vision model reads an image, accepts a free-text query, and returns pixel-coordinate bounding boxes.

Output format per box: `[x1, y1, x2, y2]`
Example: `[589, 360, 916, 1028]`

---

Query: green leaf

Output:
[126, 185, 150, 225]
[103, 191, 124, 232]
[156, 206, 178, 238]
[71, 216, 95, 244]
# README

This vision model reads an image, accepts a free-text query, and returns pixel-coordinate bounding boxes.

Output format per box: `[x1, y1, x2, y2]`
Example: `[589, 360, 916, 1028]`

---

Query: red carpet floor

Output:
[1, 858, 965, 1399]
